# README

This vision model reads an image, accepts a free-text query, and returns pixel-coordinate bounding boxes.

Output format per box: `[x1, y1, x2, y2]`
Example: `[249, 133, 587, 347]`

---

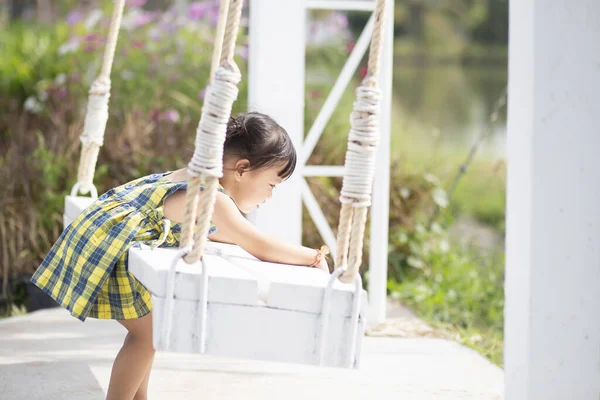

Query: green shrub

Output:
[389, 245, 505, 365]
[0, 5, 350, 280]
[0, 10, 242, 279]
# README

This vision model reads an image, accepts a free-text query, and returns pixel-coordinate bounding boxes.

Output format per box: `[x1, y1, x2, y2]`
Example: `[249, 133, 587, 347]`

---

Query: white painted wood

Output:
[248, 0, 305, 245]
[306, 0, 376, 11]
[301, 13, 375, 165]
[130, 243, 365, 316]
[63, 196, 95, 229]
[302, 165, 345, 177]
[367, 0, 393, 325]
[128, 245, 260, 304]
[300, 180, 338, 259]
[152, 297, 366, 368]
[505, 0, 600, 398]
[130, 242, 367, 368]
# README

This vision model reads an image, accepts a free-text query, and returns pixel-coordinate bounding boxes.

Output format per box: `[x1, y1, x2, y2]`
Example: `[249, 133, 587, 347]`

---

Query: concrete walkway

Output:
[0, 305, 503, 400]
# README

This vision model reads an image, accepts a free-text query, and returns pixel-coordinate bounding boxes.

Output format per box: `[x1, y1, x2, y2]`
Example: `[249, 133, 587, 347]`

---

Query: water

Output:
[392, 64, 508, 157]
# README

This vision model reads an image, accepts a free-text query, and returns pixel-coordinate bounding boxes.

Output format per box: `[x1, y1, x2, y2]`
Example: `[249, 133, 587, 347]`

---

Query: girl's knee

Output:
[125, 331, 155, 353]
[119, 313, 154, 350]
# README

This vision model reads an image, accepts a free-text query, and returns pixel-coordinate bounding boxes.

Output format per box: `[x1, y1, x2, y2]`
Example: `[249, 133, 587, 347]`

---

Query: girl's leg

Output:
[106, 312, 155, 400]
[133, 352, 155, 400]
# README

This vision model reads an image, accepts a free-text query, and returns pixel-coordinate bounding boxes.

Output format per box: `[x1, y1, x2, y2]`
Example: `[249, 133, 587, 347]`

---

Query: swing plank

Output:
[63, 195, 96, 229]
[128, 242, 368, 368]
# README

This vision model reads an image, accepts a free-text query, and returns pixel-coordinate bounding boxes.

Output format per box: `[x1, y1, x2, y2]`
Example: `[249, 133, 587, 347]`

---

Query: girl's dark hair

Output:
[224, 112, 297, 179]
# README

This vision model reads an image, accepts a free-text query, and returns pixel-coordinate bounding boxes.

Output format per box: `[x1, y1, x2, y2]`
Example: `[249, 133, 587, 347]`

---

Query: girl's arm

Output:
[209, 192, 321, 267]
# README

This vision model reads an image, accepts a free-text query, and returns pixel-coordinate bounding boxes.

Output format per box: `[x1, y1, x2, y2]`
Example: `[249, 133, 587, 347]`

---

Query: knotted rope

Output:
[180, 0, 244, 264]
[75, 0, 126, 196]
[335, 0, 388, 283]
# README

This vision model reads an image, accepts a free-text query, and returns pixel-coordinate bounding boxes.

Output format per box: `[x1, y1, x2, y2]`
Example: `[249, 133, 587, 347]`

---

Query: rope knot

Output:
[187, 64, 242, 179]
[339, 82, 382, 208]
[80, 77, 112, 148]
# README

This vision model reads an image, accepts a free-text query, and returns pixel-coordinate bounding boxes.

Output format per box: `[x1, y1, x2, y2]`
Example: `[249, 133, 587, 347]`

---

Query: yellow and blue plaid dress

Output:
[31, 171, 225, 321]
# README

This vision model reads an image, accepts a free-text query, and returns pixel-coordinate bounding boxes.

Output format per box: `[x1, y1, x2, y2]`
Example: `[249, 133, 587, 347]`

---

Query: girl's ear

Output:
[235, 159, 251, 181]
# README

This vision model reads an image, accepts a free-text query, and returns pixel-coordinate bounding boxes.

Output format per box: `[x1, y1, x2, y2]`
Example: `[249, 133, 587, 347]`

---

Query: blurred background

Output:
[0, 0, 507, 365]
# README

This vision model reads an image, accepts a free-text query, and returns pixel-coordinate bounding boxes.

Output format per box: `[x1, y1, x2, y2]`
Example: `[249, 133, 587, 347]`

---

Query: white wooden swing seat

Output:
[128, 242, 368, 368]
[63, 191, 369, 368]
[64, 186, 369, 368]
[63, 184, 97, 229]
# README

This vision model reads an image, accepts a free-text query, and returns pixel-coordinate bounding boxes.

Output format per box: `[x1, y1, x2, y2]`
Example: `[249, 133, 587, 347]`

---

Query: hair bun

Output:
[227, 116, 248, 139]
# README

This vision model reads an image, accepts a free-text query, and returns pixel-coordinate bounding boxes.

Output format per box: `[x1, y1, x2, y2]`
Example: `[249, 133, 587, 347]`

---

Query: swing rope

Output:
[180, 0, 244, 264]
[178, 0, 389, 274]
[75, 0, 126, 196]
[210, 0, 231, 79]
[334, 0, 388, 283]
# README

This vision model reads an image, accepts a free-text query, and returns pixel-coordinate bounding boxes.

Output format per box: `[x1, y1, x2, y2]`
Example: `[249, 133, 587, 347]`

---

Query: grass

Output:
[389, 246, 505, 366]
[389, 98, 507, 231]
[384, 99, 506, 366]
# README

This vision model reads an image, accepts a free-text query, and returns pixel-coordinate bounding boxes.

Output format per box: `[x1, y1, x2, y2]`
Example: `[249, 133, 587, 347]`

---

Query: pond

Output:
[392, 63, 508, 157]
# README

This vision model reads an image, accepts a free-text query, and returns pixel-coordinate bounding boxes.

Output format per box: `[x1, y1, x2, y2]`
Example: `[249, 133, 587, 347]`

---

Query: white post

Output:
[367, 0, 393, 325]
[505, 0, 600, 398]
[248, 0, 306, 244]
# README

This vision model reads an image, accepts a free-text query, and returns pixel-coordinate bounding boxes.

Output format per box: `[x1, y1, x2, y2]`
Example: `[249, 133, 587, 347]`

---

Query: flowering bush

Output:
[0, 2, 356, 281]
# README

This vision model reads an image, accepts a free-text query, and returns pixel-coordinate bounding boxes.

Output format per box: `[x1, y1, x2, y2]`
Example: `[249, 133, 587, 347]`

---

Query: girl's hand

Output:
[314, 256, 330, 274]
[210, 192, 331, 267]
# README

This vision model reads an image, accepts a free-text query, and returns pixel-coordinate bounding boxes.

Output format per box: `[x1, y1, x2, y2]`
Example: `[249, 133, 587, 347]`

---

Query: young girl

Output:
[30, 112, 330, 400]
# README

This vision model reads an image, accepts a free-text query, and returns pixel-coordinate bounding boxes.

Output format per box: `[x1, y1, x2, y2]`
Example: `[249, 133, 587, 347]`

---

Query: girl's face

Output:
[228, 160, 285, 213]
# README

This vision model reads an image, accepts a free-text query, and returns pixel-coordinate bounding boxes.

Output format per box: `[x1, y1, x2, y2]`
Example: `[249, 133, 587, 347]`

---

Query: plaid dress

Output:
[30, 171, 225, 321]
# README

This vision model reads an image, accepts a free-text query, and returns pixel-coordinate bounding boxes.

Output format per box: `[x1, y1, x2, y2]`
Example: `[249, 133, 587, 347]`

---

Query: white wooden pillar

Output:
[248, 0, 305, 244]
[368, 0, 393, 324]
[505, 0, 600, 398]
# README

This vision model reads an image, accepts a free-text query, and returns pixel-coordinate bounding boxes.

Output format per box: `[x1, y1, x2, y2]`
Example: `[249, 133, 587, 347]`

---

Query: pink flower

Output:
[161, 109, 180, 123]
[208, 6, 220, 27]
[332, 13, 348, 28]
[160, 20, 177, 34]
[66, 10, 83, 26]
[134, 12, 153, 27]
[236, 45, 248, 60]
[150, 109, 161, 121]
[132, 40, 144, 49]
[346, 42, 355, 53]
[55, 87, 68, 100]
[359, 66, 368, 79]
[188, 2, 211, 21]
[198, 88, 207, 100]
[309, 89, 321, 100]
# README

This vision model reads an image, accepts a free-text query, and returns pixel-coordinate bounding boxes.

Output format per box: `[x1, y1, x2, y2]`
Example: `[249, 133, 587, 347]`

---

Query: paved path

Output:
[0, 306, 503, 399]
